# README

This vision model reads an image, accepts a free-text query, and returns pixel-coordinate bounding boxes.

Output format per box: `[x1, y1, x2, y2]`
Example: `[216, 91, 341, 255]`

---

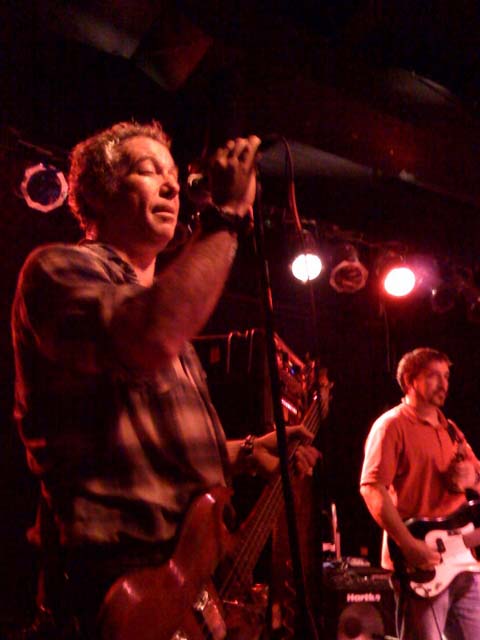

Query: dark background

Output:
[3, 0, 480, 629]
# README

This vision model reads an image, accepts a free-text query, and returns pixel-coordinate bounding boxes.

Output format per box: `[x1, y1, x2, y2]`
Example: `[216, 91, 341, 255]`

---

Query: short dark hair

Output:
[68, 120, 171, 232]
[396, 347, 452, 393]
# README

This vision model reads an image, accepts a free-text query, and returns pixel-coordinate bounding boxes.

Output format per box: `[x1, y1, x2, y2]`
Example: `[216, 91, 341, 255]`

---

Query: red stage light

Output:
[383, 266, 416, 297]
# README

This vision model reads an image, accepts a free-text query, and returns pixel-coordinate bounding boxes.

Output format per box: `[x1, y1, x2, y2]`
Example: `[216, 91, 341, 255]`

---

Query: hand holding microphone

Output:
[187, 135, 262, 217]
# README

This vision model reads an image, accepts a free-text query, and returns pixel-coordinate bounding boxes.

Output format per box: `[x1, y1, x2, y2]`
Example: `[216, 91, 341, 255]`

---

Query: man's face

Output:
[410, 359, 450, 408]
[106, 136, 180, 251]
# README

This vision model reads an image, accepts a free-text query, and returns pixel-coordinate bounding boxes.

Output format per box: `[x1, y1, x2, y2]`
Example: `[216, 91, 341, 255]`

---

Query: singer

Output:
[11, 120, 319, 638]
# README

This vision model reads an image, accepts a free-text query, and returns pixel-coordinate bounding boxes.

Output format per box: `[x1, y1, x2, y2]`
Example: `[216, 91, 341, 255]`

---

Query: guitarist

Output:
[360, 347, 480, 640]
[11, 121, 319, 639]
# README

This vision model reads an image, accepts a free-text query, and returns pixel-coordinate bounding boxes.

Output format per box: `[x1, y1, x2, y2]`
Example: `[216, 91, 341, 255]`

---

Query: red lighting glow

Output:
[383, 266, 416, 297]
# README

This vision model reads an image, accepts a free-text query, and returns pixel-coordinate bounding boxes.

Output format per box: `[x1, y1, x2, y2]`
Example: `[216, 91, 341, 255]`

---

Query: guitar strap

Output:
[446, 419, 463, 448]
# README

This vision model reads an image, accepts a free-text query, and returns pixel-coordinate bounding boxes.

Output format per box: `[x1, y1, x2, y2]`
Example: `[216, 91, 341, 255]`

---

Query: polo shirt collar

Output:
[400, 397, 448, 428]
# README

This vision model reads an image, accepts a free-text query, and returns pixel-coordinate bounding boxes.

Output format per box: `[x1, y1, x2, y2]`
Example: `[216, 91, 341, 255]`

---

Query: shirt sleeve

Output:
[360, 412, 403, 488]
[12, 244, 144, 374]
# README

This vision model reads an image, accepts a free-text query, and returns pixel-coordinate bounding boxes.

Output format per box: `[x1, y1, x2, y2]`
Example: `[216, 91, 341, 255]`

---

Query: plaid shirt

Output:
[12, 241, 230, 548]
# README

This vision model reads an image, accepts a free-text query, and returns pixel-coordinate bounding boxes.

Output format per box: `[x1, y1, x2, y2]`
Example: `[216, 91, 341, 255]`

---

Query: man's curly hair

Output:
[68, 120, 171, 232]
[396, 347, 452, 393]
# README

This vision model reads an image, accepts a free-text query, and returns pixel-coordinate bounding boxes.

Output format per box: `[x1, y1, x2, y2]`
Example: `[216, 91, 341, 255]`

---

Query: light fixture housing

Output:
[431, 284, 459, 314]
[431, 265, 471, 314]
[329, 243, 368, 293]
[20, 162, 68, 213]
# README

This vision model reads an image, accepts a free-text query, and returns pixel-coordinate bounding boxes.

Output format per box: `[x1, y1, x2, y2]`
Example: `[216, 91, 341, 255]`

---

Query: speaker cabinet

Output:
[323, 566, 397, 640]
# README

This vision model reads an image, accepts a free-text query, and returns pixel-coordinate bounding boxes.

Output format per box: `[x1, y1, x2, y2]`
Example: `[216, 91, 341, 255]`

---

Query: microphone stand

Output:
[252, 179, 319, 640]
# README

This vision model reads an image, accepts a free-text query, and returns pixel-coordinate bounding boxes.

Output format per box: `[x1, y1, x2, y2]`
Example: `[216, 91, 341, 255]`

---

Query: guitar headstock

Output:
[303, 358, 334, 420]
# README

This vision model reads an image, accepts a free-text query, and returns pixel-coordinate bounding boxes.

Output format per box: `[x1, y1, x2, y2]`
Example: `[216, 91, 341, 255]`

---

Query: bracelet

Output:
[198, 205, 253, 239]
[241, 434, 257, 475]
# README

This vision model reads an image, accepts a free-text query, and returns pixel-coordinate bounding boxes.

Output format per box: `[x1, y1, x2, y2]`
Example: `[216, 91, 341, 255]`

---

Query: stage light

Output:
[431, 284, 458, 314]
[290, 230, 322, 282]
[20, 162, 68, 213]
[460, 280, 480, 323]
[291, 253, 322, 282]
[329, 243, 368, 293]
[383, 266, 416, 297]
[467, 294, 480, 323]
[376, 248, 417, 298]
[430, 265, 471, 314]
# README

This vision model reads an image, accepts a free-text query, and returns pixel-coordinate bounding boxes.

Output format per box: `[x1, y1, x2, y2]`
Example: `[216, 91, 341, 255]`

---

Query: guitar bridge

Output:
[193, 588, 210, 613]
[193, 586, 227, 639]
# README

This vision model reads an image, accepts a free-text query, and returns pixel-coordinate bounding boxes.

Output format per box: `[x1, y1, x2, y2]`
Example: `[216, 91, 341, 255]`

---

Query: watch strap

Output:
[198, 205, 253, 239]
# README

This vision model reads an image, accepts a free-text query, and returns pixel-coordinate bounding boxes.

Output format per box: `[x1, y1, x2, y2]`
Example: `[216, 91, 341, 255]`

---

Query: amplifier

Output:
[323, 565, 397, 640]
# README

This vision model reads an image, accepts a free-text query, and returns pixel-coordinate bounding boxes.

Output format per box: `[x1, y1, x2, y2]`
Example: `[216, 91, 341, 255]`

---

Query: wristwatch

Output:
[198, 205, 254, 239]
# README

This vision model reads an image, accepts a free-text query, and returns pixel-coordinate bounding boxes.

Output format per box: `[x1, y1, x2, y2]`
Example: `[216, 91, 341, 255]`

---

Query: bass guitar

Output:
[388, 499, 480, 598]
[97, 390, 327, 640]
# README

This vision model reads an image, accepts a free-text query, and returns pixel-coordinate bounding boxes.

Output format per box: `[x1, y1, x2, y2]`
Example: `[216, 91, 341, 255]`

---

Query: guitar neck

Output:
[220, 396, 323, 597]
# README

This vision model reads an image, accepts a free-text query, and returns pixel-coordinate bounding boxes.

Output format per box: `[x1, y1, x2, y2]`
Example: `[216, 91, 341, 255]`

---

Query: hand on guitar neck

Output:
[231, 424, 320, 478]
